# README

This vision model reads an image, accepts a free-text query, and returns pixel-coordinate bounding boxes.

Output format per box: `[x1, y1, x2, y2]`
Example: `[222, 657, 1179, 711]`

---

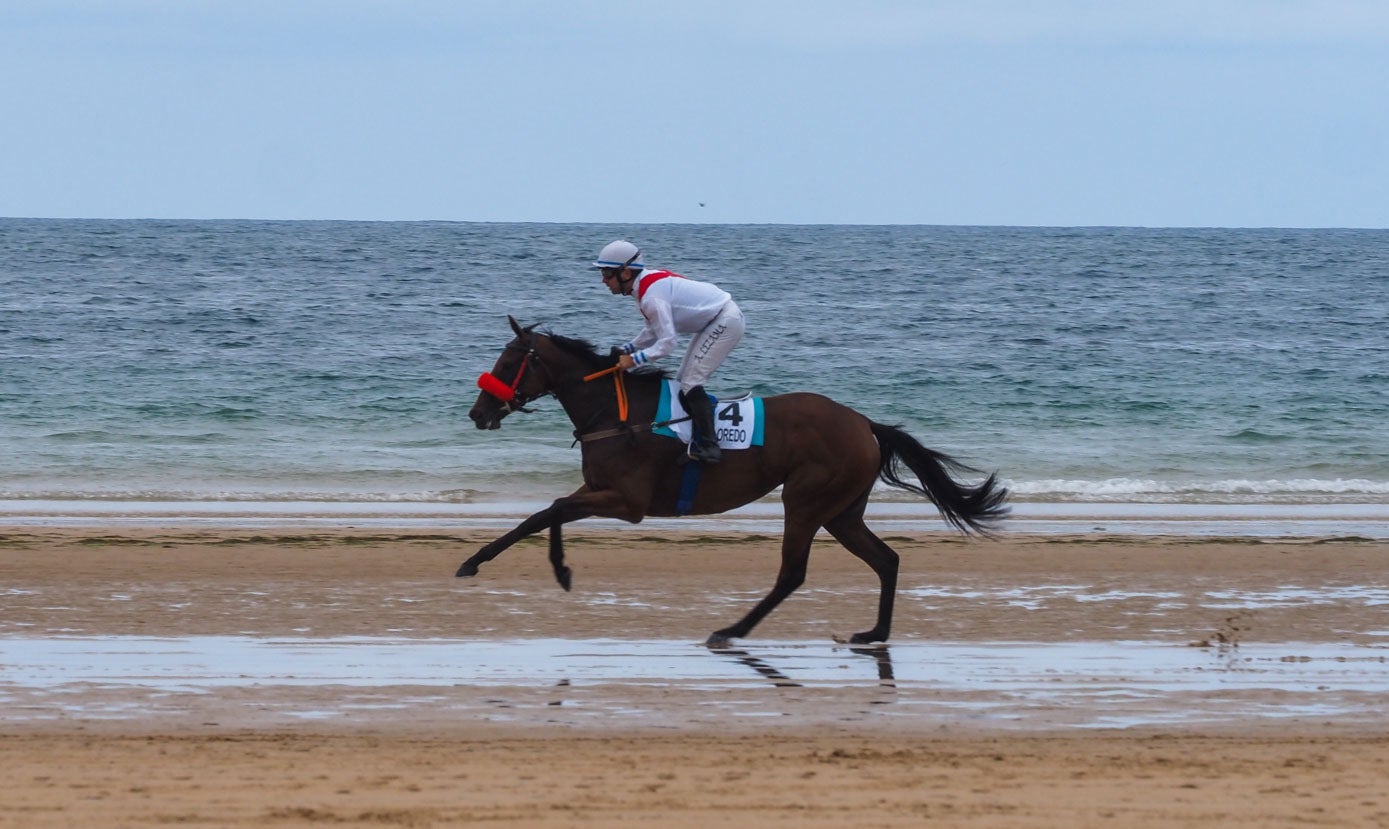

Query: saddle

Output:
[654, 381, 762, 451]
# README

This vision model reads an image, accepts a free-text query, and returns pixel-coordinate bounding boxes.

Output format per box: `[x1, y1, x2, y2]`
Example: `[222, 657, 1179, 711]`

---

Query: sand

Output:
[4, 527, 1389, 827]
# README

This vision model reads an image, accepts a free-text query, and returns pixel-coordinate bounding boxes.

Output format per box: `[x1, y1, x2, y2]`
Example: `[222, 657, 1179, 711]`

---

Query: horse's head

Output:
[470, 316, 553, 430]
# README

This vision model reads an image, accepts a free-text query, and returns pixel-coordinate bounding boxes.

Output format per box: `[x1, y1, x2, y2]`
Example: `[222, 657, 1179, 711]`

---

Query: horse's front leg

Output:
[455, 503, 561, 577]
[455, 486, 636, 586]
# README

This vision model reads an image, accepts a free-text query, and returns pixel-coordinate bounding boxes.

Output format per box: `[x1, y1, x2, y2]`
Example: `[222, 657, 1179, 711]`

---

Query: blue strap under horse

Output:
[465, 316, 1008, 646]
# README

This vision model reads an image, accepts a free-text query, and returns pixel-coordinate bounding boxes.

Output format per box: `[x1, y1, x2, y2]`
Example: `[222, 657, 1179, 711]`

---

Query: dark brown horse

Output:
[461, 316, 1008, 646]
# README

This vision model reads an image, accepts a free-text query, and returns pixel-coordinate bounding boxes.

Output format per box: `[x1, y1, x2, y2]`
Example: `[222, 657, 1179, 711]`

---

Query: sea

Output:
[2, 219, 1387, 536]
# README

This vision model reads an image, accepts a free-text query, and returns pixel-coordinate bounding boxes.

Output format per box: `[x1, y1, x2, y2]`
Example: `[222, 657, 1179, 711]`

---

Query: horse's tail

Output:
[870, 421, 1010, 534]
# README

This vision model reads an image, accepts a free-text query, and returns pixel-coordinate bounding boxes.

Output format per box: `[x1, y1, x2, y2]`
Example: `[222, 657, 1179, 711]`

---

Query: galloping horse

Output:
[461, 316, 1008, 645]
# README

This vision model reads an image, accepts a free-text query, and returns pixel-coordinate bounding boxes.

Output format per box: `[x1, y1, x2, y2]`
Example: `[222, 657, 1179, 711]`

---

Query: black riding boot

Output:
[681, 386, 721, 464]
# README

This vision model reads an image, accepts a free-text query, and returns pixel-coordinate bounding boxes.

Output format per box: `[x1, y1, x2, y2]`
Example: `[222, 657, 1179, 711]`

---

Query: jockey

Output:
[595, 239, 745, 464]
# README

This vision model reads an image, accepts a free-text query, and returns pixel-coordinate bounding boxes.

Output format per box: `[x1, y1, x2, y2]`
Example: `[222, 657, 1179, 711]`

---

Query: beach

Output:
[5, 526, 1389, 827]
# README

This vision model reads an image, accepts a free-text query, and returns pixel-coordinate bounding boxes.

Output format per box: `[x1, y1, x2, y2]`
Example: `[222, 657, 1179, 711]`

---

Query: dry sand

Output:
[4, 527, 1389, 827]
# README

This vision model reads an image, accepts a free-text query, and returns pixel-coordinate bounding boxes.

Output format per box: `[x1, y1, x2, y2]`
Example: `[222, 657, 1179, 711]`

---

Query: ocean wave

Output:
[1223, 429, 1294, 444]
[0, 488, 491, 504]
[7, 221, 1389, 517]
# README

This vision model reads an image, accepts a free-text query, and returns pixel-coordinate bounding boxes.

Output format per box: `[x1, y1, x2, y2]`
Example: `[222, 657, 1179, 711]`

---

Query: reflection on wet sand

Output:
[682, 643, 899, 699]
[3, 636, 1387, 731]
[849, 645, 896, 686]
[706, 645, 803, 688]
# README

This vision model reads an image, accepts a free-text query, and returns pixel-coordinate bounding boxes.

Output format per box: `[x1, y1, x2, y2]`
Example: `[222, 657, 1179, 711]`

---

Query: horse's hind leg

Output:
[706, 518, 818, 647]
[824, 497, 900, 644]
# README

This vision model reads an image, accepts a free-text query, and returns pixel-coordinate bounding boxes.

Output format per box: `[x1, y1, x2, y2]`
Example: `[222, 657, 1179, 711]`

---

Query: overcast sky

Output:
[3, 1, 1387, 227]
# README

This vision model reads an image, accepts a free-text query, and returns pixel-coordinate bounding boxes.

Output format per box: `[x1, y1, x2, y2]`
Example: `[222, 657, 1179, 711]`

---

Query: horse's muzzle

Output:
[470, 408, 503, 430]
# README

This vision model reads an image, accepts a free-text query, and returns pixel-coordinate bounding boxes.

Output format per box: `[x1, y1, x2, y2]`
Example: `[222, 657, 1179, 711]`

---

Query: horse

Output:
[460, 316, 1008, 646]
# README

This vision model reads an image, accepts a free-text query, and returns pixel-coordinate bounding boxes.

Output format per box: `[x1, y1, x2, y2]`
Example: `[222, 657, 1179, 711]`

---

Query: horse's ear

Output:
[507, 315, 525, 338]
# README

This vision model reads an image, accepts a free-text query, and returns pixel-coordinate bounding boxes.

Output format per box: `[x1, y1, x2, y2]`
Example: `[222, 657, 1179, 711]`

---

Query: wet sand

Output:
[4, 527, 1389, 827]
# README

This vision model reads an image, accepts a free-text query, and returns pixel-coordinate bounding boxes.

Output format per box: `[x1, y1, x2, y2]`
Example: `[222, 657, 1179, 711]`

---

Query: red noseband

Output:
[477, 372, 515, 402]
[477, 350, 533, 404]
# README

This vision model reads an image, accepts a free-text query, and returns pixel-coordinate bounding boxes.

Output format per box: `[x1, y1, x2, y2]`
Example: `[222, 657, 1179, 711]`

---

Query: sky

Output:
[3, 1, 1388, 227]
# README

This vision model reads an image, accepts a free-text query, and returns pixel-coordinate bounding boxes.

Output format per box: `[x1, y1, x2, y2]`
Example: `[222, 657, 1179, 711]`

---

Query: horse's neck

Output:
[552, 366, 659, 430]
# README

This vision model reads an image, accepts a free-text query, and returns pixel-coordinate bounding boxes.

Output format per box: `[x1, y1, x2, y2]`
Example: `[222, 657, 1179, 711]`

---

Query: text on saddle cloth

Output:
[655, 380, 765, 450]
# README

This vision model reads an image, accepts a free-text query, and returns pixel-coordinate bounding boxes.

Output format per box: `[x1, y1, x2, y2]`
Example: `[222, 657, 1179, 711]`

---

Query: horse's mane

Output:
[543, 329, 671, 380]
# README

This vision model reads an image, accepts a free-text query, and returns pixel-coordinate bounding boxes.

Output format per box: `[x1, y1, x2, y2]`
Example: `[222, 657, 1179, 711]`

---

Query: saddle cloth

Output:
[654, 380, 764, 450]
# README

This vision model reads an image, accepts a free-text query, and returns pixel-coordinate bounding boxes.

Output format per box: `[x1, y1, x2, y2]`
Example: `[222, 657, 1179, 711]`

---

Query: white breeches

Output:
[677, 301, 744, 393]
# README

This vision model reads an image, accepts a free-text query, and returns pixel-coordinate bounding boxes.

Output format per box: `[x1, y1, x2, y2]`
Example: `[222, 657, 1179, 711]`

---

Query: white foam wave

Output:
[7, 476, 1389, 507]
[1005, 478, 1389, 501]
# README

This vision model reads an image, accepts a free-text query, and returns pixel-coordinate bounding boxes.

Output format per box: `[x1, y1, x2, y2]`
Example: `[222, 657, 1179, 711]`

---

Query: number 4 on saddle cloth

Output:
[654, 379, 765, 451]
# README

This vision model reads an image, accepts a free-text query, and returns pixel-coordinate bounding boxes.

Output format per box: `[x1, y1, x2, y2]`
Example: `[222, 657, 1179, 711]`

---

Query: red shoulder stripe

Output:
[636, 270, 684, 301]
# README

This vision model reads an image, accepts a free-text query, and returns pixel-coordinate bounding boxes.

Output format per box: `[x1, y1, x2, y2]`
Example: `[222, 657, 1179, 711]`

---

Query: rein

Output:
[575, 365, 690, 444]
[581, 365, 629, 422]
[479, 337, 687, 444]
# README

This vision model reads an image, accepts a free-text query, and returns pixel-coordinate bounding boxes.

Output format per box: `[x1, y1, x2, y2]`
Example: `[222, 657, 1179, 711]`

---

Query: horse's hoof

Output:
[455, 563, 479, 578]
[704, 633, 735, 648]
[555, 566, 572, 592]
[848, 631, 886, 645]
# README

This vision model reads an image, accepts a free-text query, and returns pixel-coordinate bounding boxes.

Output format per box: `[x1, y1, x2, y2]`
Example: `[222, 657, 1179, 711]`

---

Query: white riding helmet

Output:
[593, 239, 643, 270]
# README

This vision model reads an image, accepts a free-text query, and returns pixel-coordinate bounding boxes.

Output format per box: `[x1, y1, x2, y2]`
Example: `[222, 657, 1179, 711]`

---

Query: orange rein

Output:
[582, 365, 629, 423]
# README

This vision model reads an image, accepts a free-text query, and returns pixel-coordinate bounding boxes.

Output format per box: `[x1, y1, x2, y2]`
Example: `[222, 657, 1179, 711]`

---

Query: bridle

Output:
[476, 331, 683, 442]
[476, 343, 551, 413]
